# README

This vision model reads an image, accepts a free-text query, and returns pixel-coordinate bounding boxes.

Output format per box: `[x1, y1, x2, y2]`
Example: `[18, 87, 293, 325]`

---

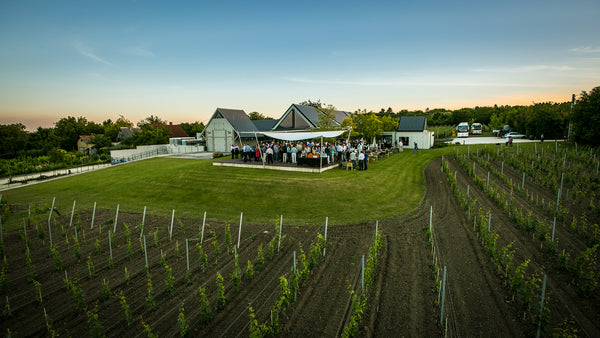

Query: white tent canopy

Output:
[260, 130, 347, 142]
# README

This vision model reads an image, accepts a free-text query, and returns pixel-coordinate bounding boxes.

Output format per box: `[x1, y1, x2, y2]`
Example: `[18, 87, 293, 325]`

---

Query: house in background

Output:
[272, 104, 350, 131]
[201, 108, 261, 152]
[77, 135, 97, 154]
[158, 122, 188, 138]
[116, 127, 141, 142]
[381, 116, 435, 149]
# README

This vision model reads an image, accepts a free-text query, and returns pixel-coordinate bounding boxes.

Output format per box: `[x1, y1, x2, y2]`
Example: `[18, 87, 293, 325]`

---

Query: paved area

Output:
[448, 136, 559, 145]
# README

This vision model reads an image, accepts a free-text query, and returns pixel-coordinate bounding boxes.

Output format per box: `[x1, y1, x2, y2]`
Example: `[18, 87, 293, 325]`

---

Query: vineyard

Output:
[0, 142, 599, 336]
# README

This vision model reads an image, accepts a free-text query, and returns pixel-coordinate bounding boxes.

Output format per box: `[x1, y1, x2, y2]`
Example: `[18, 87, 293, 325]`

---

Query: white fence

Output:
[110, 144, 205, 163]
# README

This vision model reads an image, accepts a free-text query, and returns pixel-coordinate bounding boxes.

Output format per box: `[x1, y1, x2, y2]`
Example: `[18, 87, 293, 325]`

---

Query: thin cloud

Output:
[74, 41, 112, 65]
[471, 65, 574, 73]
[571, 46, 600, 53]
[126, 47, 155, 57]
[283, 77, 567, 88]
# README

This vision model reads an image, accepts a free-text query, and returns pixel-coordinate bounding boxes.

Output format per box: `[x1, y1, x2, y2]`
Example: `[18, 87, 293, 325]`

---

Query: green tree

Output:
[54, 116, 89, 151]
[572, 86, 600, 146]
[0, 123, 29, 158]
[247, 112, 274, 120]
[314, 105, 340, 130]
[353, 113, 383, 140]
[103, 115, 133, 142]
[180, 121, 205, 136]
[121, 124, 170, 147]
[380, 115, 399, 131]
[451, 108, 474, 125]
[137, 115, 166, 127]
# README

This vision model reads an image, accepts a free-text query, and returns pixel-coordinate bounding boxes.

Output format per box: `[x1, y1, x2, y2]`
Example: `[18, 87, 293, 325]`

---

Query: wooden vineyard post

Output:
[113, 204, 119, 233]
[551, 217, 556, 242]
[22, 218, 28, 247]
[237, 212, 243, 249]
[277, 215, 283, 253]
[323, 217, 328, 257]
[169, 209, 175, 241]
[375, 220, 379, 237]
[140, 206, 146, 238]
[486, 171, 490, 190]
[293, 251, 297, 300]
[200, 211, 206, 245]
[108, 231, 113, 263]
[440, 265, 447, 326]
[361, 254, 365, 291]
[536, 275, 547, 338]
[90, 202, 96, 230]
[69, 200, 76, 227]
[186, 239, 189, 272]
[429, 206, 432, 232]
[143, 235, 148, 271]
[48, 197, 55, 247]
[488, 213, 492, 232]
[522, 172, 525, 190]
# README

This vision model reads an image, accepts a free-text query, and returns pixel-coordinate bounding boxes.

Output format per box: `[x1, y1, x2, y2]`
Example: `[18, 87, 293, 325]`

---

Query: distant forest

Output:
[1, 86, 598, 163]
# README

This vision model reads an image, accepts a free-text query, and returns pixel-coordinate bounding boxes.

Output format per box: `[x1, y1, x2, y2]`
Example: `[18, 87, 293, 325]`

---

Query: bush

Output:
[212, 151, 225, 158]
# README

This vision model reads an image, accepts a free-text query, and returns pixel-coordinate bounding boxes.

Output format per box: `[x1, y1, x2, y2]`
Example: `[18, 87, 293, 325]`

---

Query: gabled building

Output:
[161, 122, 189, 138]
[116, 127, 141, 142]
[77, 135, 99, 154]
[202, 108, 260, 152]
[272, 104, 350, 131]
[381, 116, 435, 149]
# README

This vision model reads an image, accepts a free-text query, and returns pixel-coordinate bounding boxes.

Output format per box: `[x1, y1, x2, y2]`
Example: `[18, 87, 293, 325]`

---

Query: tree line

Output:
[304, 86, 599, 144]
[1, 85, 598, 163]
[0, 115, 205, 160]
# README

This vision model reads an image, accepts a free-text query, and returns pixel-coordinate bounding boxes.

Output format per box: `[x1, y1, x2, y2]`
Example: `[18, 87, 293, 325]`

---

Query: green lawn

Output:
[1, 147, 456, 228]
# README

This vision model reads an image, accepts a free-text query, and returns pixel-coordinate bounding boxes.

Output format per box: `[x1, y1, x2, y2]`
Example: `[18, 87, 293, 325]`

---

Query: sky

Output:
[1, 0, 599, 130]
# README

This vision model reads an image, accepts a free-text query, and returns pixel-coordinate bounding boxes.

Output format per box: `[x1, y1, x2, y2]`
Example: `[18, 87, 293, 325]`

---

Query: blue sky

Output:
[1, 0, 599, 129]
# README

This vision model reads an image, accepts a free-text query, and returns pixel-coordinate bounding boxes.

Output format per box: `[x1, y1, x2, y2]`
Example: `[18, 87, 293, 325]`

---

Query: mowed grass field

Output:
[2, 147, 456, 228]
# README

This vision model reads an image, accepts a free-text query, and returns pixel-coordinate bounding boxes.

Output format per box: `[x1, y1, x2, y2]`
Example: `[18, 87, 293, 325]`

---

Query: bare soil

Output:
[0, 157, 597, 337]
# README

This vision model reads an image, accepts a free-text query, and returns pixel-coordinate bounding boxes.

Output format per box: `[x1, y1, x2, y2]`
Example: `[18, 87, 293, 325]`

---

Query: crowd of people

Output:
[230, 139, 393, 171]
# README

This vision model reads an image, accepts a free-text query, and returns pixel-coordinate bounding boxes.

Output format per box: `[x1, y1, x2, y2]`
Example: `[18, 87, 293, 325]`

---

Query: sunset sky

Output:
[1, 0, 599, 130]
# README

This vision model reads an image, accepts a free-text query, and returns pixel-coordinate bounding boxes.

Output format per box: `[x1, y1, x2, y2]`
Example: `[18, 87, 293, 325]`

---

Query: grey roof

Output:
[397, 116, 427, 132]
[252, 119, 278, 131]
[280, 104, 349, 129]
[215, 108, 258, 132]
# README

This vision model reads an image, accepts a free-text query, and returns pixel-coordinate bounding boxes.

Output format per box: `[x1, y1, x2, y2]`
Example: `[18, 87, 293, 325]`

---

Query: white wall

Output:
[110, 144, 205, 163]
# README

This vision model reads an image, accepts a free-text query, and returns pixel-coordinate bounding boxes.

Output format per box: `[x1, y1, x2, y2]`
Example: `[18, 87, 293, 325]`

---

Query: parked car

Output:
[505, 132, 526, 139]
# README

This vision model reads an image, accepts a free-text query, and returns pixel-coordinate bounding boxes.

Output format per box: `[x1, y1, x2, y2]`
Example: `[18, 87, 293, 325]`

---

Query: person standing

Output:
[399, 139, 403, 152]
[266, 146, 274, 164]
[350, 150, 357, 170]
[413, 142, 418, 153]
[364, 151, 368, 170]
[540, 133, 544, 143]
[358, 150, 365, 170]
[291, 143, 297, 164]
[243, 144, 251, 162]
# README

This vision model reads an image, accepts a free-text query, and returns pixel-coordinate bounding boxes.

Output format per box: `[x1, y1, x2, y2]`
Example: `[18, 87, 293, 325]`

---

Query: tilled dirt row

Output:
[445, 154, 600, 336]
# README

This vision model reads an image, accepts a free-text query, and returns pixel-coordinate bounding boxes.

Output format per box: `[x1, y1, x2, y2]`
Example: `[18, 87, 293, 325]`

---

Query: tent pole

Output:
[254, 131, 264, 169]
[320, 135, 323, 171]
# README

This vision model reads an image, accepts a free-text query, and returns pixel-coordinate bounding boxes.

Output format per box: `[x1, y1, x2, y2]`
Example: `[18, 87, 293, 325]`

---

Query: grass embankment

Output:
[2, 147, 456, 229]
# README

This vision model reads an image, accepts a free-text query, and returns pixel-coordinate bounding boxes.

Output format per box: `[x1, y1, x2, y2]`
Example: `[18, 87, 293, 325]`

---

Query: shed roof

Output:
[215, 108, 259, 132]
[397, 116, 427, 132]
[252, 119, 278, 131]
